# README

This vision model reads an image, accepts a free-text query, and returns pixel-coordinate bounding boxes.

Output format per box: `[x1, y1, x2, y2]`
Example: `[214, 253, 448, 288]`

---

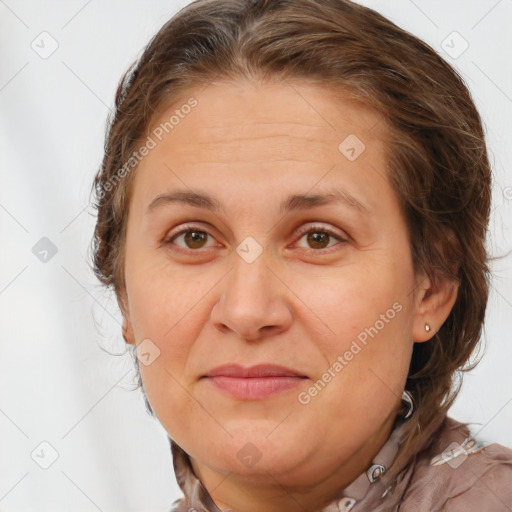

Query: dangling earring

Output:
[424, 323, 431, 332]
[401, 390, 414, 419]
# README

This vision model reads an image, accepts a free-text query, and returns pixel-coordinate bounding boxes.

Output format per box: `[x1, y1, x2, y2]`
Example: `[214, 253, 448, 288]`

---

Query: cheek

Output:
[293, 263, 415, 413]
[125, 258, 209, 409]
[126, 252, 206, 337]
[128, 262, 208, 429]
[294, 261, 409, 340]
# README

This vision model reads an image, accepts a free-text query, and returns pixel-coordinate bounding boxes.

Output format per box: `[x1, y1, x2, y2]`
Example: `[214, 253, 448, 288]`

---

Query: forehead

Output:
[129, 79, 390, 211]
[148, 78, 385, 147]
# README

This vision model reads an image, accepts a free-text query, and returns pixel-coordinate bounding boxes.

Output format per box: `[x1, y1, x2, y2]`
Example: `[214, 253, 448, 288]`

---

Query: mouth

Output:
[204, 375, 307, 400]
[202, 364, 308, 400]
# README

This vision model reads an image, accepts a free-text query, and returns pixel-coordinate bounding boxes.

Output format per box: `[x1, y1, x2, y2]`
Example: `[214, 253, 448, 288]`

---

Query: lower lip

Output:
[205, 376, 306, 400]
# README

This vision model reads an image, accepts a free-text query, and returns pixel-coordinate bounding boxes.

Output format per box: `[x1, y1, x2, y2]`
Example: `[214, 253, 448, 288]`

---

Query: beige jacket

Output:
[169, 413, 512, 511]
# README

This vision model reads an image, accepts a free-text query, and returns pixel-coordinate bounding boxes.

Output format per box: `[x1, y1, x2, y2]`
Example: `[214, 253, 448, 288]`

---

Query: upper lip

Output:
[204, 364, 307, 378]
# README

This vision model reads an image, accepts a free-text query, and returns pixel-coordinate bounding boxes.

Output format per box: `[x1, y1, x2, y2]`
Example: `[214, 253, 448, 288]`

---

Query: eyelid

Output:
[293, 223, 348, 242]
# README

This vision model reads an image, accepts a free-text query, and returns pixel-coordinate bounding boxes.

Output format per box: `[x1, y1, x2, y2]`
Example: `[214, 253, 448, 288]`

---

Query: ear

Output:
[119, 293, 136, 345]
[412, 269, 459, 343]
[122, 317, 136, 345]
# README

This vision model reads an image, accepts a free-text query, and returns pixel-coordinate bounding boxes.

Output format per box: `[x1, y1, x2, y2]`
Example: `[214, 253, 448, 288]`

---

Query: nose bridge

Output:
[229, 237, 274, 307]
[211, 236, 292, 340]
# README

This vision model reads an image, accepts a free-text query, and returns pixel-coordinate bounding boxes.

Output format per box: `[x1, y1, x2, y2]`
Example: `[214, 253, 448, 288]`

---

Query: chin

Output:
[204, 428, 310, 474]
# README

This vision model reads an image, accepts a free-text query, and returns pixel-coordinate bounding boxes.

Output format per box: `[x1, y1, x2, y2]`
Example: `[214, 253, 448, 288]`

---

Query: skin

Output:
[121, 79, 458, 512]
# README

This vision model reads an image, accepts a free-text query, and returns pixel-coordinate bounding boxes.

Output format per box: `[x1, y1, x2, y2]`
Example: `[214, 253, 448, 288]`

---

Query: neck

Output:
[189, 412, 398, 512]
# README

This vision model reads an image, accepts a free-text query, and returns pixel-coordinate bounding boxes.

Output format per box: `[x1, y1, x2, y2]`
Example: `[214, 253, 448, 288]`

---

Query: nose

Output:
[210, 246, 293, 342]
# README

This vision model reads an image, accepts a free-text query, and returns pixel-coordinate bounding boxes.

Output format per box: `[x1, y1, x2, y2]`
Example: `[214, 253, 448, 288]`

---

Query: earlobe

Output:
[412, 272, 459, 343]
[122, 318, 136, 345]
[119, 292, 136, 345]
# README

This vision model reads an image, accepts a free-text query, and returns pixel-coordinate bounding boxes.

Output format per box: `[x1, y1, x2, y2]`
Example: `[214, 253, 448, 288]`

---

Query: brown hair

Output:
[90, 0, 491, 487]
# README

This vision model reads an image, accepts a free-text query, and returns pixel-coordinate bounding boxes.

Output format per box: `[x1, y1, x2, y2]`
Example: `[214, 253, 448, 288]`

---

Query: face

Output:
[121, 79, 432, 494]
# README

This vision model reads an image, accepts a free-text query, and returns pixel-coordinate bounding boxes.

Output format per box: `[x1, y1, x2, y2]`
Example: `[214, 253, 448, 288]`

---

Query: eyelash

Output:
[163, 223, 348, 255]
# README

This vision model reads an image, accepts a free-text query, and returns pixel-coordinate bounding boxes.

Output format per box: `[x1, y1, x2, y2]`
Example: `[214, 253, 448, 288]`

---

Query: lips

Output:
[202, 364, 308, 400]
[203, 363, 307, 378]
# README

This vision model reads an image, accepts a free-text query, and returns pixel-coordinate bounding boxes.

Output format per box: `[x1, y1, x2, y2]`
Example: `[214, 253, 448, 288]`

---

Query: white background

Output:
[0, 1, 511, 511]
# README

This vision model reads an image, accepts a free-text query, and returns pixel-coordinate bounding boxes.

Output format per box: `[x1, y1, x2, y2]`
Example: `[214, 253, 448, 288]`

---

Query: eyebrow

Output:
[146, 187, 371, 216]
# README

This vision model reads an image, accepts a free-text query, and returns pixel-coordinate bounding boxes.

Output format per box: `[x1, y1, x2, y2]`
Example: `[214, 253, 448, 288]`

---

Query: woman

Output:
[90, 0, 512, 510]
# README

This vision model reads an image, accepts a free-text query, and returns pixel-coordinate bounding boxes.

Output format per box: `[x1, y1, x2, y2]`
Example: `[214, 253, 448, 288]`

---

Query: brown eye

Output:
[166, 228, 216, 250]
[306, 231, 330, 249]
[183, 230, 209, 249]
[295, 225, 348, 253]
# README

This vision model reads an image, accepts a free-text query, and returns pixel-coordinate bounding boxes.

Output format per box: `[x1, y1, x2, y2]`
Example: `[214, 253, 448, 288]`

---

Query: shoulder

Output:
[400, 415, 512, 511]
